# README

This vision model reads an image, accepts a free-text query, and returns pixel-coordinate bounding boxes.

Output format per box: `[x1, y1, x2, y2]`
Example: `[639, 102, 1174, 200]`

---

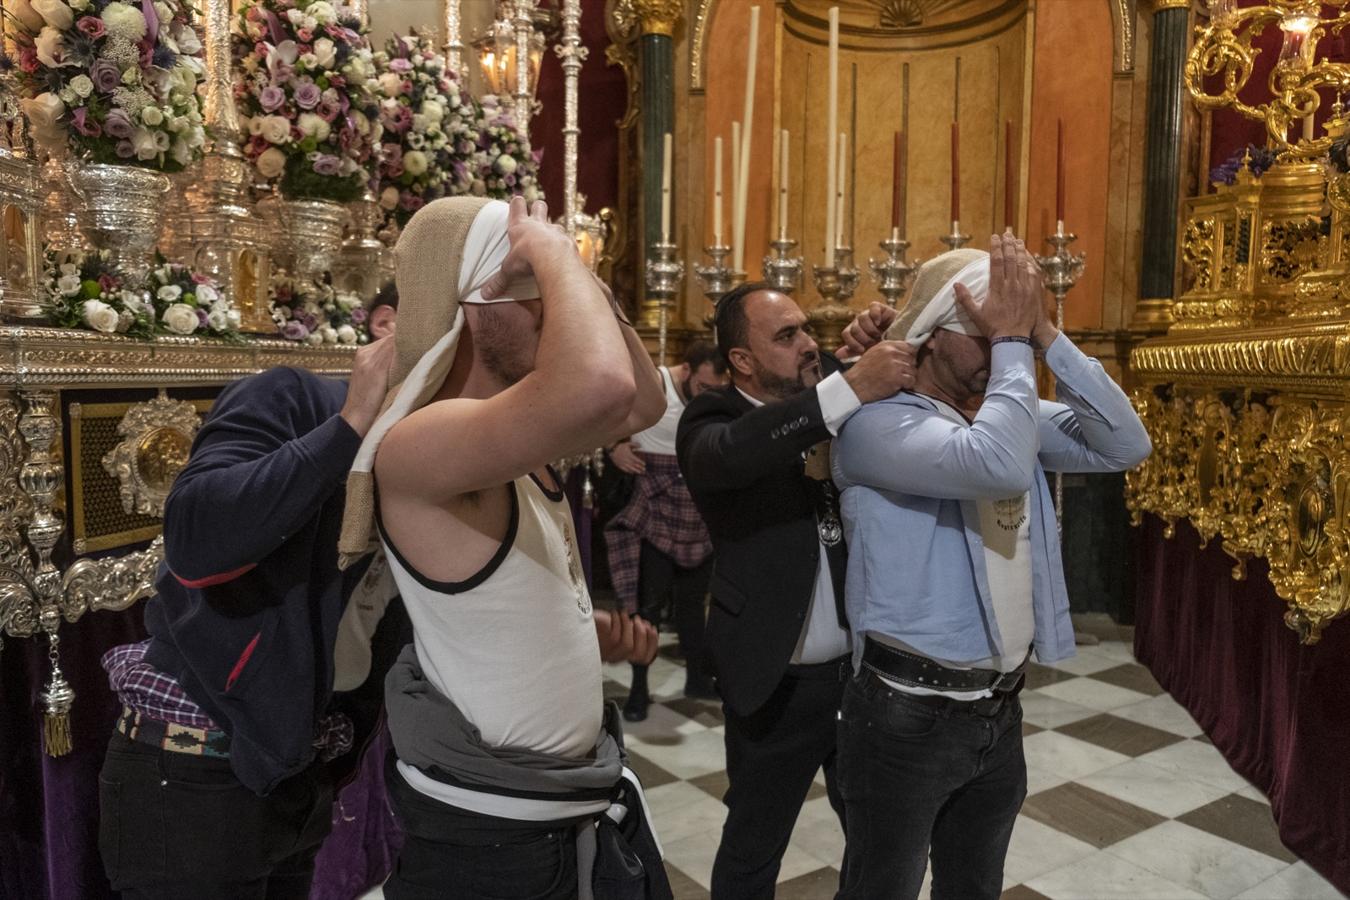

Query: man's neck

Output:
[435, 335, 508, 402]
[912, 371, 982, 419]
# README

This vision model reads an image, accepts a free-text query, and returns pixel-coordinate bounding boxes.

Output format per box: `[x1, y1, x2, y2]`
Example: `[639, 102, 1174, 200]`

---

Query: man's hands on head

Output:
[609, 441, 647, 475]
[479, 197, 578, 301]
[954, 231, 1042, 342]
[340, 335, 397, 438]
[842, 340, 916, 403]
[594, 608, 658, 665]
[842, 302, 898, 358]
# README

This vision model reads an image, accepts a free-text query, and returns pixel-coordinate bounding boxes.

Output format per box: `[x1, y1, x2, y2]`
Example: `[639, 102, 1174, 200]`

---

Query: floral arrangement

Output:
[1330, 134, 1350, 176]
[270, 275, 367, 344]
[232, 0, 381, 203]
[1210, 144, 1277, 186]
[472, 93, 542, 202]
[46, 251, 240, 338]
[2, 0, 207, 171]
[372, 32, 478, 228]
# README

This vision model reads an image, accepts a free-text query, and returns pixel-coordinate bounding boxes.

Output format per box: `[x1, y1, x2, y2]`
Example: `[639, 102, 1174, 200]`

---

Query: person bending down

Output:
[337, 197, 670, 899]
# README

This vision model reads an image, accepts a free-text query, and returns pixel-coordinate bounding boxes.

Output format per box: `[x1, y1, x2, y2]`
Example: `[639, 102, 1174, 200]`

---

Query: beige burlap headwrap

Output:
[888, 248, 990, 347]
[336, 196, 539, 569]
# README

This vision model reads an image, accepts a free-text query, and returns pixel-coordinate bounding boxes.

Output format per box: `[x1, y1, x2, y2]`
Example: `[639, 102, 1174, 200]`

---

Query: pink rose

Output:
[76, 16, 106, 38]
[259, 85, 286, 111]
[293, 82, 320, 110]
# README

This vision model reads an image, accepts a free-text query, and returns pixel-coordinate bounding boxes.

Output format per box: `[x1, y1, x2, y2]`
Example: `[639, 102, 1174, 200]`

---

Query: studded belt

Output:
[861, 638, 1025, 694]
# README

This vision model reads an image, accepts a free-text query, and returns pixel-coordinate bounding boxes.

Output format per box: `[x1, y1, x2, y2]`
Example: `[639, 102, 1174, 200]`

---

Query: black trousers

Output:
[836, 669, 1027, 900]
[710, 657, 849, 900]
[98, 732, 334, 900]
[385, 755, 580, 900]
[637, 542, 711, 663]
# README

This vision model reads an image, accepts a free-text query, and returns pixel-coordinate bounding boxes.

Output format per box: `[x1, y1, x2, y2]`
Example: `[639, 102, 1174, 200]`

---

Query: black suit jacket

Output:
[675, 360, 848, 717]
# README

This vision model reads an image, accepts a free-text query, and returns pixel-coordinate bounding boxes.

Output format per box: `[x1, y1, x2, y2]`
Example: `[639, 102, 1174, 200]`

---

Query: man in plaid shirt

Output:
[606, 341, 725, 721]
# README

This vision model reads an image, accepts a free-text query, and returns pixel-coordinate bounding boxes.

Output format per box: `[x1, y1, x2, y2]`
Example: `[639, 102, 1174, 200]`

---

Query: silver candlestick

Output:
[939, 220, 971, 251]
[645, 240, 684, 364]
[868, 230, 919, 308]
[1034, 220, 1087, 529]
[762, 237, 804, 295]
[695, 243, 734, 324]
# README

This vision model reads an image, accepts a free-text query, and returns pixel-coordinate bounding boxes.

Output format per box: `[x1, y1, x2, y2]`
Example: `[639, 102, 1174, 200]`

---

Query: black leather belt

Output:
[862, 637, 1025, 694]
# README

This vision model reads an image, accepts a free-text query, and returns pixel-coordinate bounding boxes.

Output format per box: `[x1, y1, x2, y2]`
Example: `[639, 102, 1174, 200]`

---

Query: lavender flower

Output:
[294, 81, 321, 110]
[282, 320, 308, 340]
[259, 84, 285, 111]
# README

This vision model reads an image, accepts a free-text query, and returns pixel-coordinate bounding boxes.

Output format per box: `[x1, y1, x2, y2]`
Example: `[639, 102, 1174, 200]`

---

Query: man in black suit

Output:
[676, 283, 914, 898]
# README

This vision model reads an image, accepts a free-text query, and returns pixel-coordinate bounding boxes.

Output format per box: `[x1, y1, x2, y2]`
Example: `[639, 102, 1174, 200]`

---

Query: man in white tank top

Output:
[606, 340, 726, 721]
[351, 197, 670, 899]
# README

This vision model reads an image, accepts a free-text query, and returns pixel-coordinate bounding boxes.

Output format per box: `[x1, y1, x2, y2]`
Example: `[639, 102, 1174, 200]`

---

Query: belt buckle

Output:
[993, 669, 1024, 694]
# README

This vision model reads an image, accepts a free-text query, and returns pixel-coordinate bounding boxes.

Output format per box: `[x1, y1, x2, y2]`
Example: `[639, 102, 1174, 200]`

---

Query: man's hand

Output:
[479, 197, 577, 301]
[842, 340, 916, 403]
[610, 441, 647, 475]
[594, 609, 658, 664]
[954, 232, 1041, 341]
[340, 335, 397, 438]
[1031, 280, 1061, 351]
[841, 302, 899, 358]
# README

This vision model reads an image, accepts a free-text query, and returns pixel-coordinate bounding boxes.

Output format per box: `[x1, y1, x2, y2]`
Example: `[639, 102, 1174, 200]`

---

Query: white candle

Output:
[824, 7, 838, 265]
[1304, 114, 1315, 142]
[778, 128, 789, 242]
[734, 5, 760, 274]
[661, 132, 672, 244]
[731, 121, 741, 261]
[713, 136, 724, 247]
[835, 131, 847, 250]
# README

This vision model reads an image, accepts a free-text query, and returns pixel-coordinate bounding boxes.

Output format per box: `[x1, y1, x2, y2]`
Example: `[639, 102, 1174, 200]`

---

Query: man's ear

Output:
[728, 347, 754, 379]
[369, 304, 397, 339]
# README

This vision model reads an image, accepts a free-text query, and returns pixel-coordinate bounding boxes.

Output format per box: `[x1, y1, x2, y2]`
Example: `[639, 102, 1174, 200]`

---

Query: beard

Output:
[475, 305, 533, 386]
[754, 355, 821, 400]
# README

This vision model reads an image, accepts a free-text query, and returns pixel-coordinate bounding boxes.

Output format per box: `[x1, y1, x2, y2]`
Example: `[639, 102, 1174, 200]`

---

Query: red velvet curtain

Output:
[1134, 514, 1350, 892]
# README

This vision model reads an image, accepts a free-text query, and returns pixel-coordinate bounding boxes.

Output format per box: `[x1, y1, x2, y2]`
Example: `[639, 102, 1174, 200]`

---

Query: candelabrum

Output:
[939, 220, 972, 251]
[645, 241, 684, 364]
[1034, 222, 1087, 529]
[763, 237, 805, 296]
[808, 247, 861, 353]
[868, 231, 919, 308]
[695, 244, 734, 325]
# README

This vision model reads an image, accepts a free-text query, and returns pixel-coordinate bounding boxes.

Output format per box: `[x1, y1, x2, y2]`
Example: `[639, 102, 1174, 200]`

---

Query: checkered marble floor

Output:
[360, 614, 1345, 900]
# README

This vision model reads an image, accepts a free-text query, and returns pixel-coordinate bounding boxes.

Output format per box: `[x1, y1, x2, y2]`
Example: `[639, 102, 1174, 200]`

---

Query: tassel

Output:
[41, 633, 75, 758]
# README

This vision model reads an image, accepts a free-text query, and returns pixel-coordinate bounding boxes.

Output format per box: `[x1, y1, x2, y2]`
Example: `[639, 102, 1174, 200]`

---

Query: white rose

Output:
[305, 331, 323, 346]
[420, 101, 444, 124]
[207, 309, 228, 331]
[119, 290, 143, 311]
[307, 1, 335, 24]
[226, 309, 242, 330]
[161, 303, 199, 335]
[313, 38, 336, 68]
[495, 154, 518, 175]
[33, 26, 70, 68]
[297, 113, 330, 142]
[153, 130, 171, 151]
[31, 0, 73, 30]
[20, 93, 65, 149]
[411, 114, 428, 134]
[82, 300, 119, 333]
[378, 72, 403, 98]
[285, 9, 304, 26]
[173, 22, 201, 55]
[379, 186, 399, 210]
[69, 75, 94, 99]
[299, 53, 318, 70]
[58, 87, 77, 106]
[140, 106, 164, 126]
[135, 124, 165, 160]
[403, 150, 428, 177]
[260, 115, 291, 145]
[337, 324, 357, 344]
[170, 138, 192, 167]
[256, 146, 286, 179]
[56, 274, 82, 296]
[320, 325, 338, 343]
[196, 284, 219, 305]
[157, 284, 182, 302]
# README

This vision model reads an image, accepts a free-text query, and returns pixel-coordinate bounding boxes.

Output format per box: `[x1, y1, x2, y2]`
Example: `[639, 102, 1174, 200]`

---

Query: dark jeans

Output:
[386, 756, 580, 900]
[836, 669, 1027, 900]
[711, 657, 849, 900]
[98, 732, 334, 900]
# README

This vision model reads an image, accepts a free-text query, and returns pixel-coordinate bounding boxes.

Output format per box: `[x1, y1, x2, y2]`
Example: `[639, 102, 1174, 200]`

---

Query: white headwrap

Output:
[888, 248, 990, 347]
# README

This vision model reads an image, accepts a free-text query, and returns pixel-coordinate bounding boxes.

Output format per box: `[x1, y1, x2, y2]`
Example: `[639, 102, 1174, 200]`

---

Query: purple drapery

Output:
[1134, 514, 1350, 893]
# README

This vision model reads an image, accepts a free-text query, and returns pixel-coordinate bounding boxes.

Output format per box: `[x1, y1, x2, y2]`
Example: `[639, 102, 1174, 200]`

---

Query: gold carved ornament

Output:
[101, 393, 201, 519]
[632, 0, 683, 36]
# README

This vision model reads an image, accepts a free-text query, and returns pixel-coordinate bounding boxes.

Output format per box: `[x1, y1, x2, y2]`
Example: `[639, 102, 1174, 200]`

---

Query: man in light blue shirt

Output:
[831, 234, 1151, 900]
